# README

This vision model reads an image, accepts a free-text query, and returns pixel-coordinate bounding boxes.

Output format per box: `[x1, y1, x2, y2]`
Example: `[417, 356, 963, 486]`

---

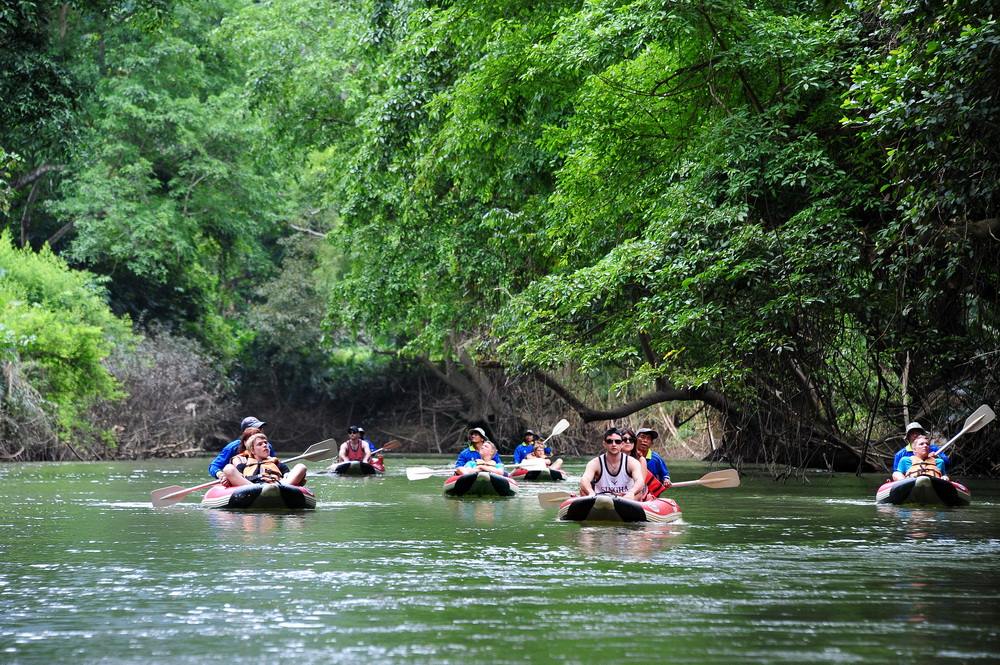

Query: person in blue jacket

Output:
[635, 427, 671, 484]
[891, 422, 948, 474]
[454, 427, 502, 468]
[208, 416, 275, 479]
[512, 430, 551, 464]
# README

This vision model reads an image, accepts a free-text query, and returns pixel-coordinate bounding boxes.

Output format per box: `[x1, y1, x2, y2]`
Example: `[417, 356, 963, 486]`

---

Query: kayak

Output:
[321, 460, 384, 476]
[201, 482, 317, 510]
[443, 471, 519, 497]
[510, 467, 567, 482]
[558, 494, 682, 523]
[875, 476, 971, 507]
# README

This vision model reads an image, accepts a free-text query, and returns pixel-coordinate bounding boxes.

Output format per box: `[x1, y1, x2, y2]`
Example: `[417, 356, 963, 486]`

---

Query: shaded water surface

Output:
[2, 458, 999, 663]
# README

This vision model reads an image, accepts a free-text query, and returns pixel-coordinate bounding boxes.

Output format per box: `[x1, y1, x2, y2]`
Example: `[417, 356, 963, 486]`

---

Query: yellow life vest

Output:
[241, 457, 284, 483]
[905, 457, 943, 479]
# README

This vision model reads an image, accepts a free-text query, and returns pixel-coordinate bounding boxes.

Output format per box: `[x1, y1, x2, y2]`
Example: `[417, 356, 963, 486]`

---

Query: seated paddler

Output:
[460, 441, 506, 475]
[578, 428, 646, 501]
[892, 432, 948, 482]
[454, 427, 501, 468]
[221, 432, 308, 487]
[892, 422, 949, 475]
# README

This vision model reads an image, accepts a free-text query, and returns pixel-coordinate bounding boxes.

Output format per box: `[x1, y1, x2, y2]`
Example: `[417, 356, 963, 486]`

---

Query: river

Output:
[2, 457, 999, 663]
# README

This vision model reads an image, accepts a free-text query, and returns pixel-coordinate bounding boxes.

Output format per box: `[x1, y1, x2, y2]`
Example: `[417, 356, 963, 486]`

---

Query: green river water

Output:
[2, 457, 999, 664]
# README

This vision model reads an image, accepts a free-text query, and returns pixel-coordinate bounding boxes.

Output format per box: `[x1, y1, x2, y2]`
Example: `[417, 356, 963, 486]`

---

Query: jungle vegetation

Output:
[1, 0, 998, 474]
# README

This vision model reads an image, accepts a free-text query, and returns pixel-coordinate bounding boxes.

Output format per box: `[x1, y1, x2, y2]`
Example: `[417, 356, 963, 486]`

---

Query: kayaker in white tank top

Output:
[579, 428, 646, 501]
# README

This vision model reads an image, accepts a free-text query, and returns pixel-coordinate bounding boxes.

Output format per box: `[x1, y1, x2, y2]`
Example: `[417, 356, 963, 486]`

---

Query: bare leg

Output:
[551, 458, 564, 470]
[223, 464, 252, 487]
[283, 463, 307, 486]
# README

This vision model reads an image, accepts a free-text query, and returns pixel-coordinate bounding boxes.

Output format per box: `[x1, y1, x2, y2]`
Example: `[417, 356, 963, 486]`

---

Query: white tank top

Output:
[593, 454, 634, 495]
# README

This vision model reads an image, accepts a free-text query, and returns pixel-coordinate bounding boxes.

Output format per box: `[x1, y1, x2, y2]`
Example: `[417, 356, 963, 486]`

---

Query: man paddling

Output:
[454, 427, 502, 468]
[579, 428, 646, 501]
[208, 416, 275, 479]
[892, 432, 949, 481]
[338, 425, 373, 464]
[635, 428, 671, 485]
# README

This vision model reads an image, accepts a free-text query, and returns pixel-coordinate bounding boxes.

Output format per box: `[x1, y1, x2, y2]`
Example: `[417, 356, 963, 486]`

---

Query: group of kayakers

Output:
[206, 414, 956, 497]
[453, 424, 673, 502]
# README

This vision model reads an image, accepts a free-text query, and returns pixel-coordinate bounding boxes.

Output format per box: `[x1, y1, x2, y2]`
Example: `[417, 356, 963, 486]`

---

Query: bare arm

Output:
[338, 442, 349, 462]
[579, 459, 601, 496]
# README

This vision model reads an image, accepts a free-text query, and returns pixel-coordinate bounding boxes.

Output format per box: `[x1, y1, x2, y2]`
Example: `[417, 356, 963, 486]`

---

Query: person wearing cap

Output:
[891, 422, 949, 476]
[579, 427, 646, 501]
[454, 427, 502, 468]
[208, 416, 275, 479]
[635, 427, 671, 485]
[221, 430, 308, 487]
[892, 430, 948, 481]
[512, 429, 551, 464]
[339, 426, 374, 463]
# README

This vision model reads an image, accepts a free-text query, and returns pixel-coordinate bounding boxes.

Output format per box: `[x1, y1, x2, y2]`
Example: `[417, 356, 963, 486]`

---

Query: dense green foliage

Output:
[2, 0, 997, 467]
[0, 230, 133, 446]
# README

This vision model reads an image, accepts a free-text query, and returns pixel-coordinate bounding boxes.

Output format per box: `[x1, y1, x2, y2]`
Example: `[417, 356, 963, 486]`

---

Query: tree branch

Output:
[529, 369, 735, 422]
[11, 164, 65, 190]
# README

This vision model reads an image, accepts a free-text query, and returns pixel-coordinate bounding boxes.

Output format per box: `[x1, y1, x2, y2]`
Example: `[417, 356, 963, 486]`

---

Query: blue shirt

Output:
[645, 451, 670, 483]
[513, 443, 551, 463]
[892, 445, 948, 473]
[454, 446, 502, 467]
[208, 438, 276, 477]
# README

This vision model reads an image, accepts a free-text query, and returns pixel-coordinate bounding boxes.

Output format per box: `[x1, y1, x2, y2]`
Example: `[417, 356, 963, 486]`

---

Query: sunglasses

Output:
[604, 438, 623, 444]
[622, 436, 635, 441]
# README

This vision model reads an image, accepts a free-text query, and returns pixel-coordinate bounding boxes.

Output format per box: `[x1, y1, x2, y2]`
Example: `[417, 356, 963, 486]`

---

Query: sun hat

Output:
[240, 416, 266, 430]
[636, 427, 659, 440]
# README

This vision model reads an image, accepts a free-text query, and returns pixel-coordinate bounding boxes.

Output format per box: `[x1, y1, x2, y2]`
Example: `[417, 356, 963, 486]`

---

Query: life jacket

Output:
[644, 469, 667, 498]
[241, 457, 284, 483]
[905, 457, 943, 479]
[344, 441, 368, 462]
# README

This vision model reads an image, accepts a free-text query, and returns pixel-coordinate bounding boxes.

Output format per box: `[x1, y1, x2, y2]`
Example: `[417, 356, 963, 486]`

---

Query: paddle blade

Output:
[963, 404, 995, 433]
[150, 479, 220, 508]
[151, 485, 186, 508]
[381, 440, 402, 452]
[695, 468, 740, 488]
[538, 491, 573, 506]
[549, 419, 570, 439]
[406, 466, 451, 480]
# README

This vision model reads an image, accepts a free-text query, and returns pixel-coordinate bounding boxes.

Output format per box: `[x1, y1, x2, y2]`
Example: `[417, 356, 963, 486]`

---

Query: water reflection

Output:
[443, 497, 512, 524]
[876, 505, 952, 540]
[204, 510, 310, 539]
[572, 523, 685, 561]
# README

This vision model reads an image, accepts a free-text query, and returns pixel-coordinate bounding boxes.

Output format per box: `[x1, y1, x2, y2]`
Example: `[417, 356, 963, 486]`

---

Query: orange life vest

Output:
[644, 469, 667, 498]
[904, 457, 943, 479]
[240, 457, 284, 483]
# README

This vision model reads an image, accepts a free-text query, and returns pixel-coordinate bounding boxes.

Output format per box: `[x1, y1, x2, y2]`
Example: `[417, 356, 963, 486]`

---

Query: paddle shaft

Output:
[536, 468, 739, 505]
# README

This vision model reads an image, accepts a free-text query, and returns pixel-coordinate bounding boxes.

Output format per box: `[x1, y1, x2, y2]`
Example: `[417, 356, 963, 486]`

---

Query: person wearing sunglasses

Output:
[578, 427, 646, 501]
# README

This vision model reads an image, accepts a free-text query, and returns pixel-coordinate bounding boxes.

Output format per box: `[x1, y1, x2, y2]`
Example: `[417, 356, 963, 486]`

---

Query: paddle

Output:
[536, 468, 740, 506]
[540, 418, 570, 444]
[406, 466, 457, 480]
[932, 404, 995, 457]
[370, 440, 401, 456]
[151, 439, 336, 508]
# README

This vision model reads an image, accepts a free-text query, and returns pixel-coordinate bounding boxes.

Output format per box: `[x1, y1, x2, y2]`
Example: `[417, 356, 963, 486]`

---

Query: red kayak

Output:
[201, 482, 317, 510]
[510, 467, 567, 482]
[443, 471, 519, 497]
[875, 476, 971, 507]
[558, 494, 682, 523]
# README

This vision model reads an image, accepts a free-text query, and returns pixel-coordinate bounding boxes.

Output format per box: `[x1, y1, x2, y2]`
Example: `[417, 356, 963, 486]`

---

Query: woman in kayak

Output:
[221, 432, 308, 487]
